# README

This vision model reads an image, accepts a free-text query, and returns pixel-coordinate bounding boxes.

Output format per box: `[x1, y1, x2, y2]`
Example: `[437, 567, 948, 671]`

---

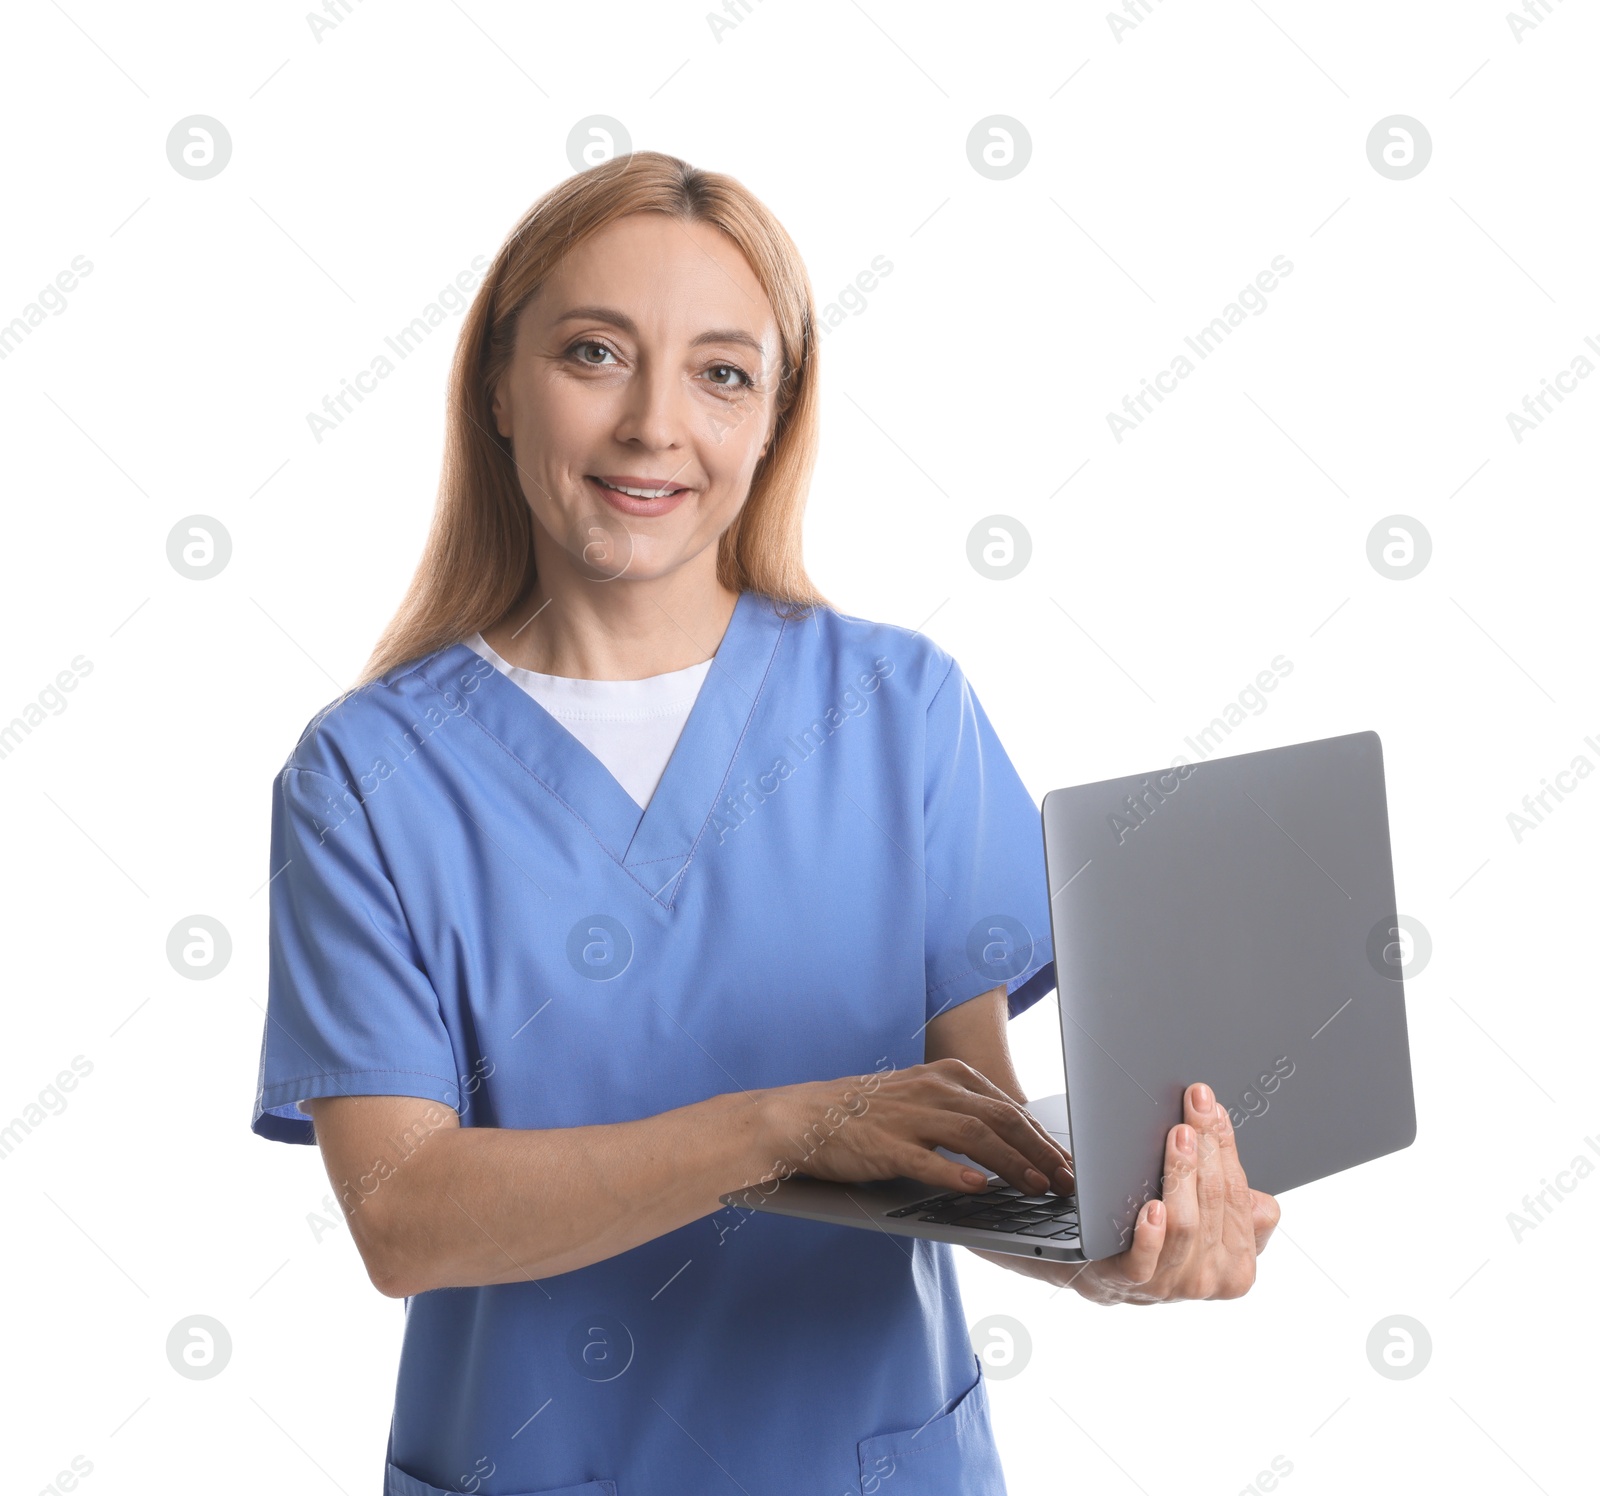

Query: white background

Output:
[2, 1, 1595, 1492]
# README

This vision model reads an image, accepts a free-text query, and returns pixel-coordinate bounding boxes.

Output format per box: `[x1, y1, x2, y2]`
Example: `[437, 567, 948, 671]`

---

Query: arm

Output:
[924, 986, 1282, 1303]
[307, 1089, 778, 1298]
[309, 1027, 1078, 1300]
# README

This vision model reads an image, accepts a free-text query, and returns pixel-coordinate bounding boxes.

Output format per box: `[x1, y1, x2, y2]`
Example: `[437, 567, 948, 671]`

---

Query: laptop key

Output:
[1019, 1221, 1073, 1237]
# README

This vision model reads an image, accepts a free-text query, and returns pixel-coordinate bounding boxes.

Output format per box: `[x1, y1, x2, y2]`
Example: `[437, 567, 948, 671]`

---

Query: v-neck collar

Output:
[415, 591, 787, 907]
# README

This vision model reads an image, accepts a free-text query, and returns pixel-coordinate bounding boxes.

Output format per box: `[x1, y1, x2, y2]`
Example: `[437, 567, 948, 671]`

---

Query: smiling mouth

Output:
[588, 475, 690, 499]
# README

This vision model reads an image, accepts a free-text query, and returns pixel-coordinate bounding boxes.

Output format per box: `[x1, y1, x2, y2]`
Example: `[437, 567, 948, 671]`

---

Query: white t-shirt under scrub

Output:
[465, 632, 712, 809]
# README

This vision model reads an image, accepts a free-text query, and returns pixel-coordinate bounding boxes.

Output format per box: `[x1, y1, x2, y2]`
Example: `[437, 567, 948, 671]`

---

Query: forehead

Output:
[527, 212, 778, 350]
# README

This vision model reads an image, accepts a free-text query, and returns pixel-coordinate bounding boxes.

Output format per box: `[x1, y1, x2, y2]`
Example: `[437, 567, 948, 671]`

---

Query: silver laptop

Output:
[720, 730, 1417, 1262]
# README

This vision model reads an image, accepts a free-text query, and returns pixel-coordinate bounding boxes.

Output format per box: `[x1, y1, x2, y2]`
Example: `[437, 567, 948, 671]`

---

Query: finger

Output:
[927, 1062, 1075, 1190]
[1204, 1098, 1258, 1258]
[1184, 1083, 1229, 1253]
[1114, 1197, 1167, 1286]
[924, 1107, 1059, 1194]
[1250, 1189, 1281, 1255]
[1158, 1118, 1201, 1269]
[892, 1145, 997, 1197]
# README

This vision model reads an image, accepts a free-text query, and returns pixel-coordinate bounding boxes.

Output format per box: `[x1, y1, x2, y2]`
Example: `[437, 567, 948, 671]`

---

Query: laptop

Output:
[720, 730, 1417, 1262]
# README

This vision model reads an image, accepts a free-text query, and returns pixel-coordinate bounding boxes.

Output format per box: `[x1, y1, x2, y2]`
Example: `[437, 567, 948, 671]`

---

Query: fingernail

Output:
[1026, 1168, 1049, 1191]
[1192, 1083, 1213, 1112]
[1176, 1124, 1195, 1153]
[963, 1169, 987, 1187]
[1147, 1200, 1163, 1226]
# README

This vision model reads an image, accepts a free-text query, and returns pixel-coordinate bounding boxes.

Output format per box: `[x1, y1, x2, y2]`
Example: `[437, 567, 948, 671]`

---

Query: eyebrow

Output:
[551, 304, 767, 359]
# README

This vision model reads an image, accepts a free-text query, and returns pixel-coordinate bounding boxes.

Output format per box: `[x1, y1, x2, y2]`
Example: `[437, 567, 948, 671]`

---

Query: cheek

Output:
[700, 399, 771, 480]
[522, 373, 606, 452]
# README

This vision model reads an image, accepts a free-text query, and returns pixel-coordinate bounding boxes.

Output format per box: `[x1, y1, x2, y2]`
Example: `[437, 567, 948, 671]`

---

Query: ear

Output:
[490, 378, 512, 440]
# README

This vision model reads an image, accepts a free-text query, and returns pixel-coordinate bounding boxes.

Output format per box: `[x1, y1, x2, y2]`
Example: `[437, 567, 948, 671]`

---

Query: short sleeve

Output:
[251, 766, 463, 1145]
[922, 659, 1057, 1025]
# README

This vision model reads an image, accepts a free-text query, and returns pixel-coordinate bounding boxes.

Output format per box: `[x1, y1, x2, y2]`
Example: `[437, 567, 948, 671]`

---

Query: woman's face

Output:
[491, 211, 782, 586]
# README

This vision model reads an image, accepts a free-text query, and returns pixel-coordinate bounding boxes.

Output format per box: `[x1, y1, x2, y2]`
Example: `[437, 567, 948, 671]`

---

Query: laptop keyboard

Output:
[885, 1184, 1080, 1239]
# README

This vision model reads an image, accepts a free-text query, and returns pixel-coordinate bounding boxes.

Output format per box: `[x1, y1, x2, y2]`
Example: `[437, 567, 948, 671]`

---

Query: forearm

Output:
[357, 1088, 779, 1295]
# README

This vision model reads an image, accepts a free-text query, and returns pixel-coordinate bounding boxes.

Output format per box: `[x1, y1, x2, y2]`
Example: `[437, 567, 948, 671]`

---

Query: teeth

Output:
[596, 478, 681, 499]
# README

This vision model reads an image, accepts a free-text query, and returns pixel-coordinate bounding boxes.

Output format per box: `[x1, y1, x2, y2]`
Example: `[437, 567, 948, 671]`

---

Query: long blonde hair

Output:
[357, 150, 826, 687]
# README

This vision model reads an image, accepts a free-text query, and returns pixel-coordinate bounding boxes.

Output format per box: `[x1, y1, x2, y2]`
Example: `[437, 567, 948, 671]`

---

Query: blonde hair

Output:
[357, 150, 825, 687]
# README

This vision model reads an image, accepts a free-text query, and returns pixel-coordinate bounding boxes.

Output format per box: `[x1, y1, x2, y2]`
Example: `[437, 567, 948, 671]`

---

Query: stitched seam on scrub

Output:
[659, 610, 791, 911]
[260, 1068, 461, 1089]
[445, 696, 681, 908]
[925, 941, 1053, 998]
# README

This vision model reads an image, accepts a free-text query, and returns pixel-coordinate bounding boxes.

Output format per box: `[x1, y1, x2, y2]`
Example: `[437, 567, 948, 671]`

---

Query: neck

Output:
[483, 552, 739, 681]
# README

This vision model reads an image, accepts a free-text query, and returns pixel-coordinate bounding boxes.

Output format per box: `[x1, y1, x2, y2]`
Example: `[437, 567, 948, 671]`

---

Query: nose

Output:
[611, 359, 690, 453]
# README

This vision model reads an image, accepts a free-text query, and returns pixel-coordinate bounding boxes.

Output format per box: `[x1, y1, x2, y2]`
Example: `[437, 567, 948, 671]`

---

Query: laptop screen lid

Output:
[1042, 730, 1417, 1261]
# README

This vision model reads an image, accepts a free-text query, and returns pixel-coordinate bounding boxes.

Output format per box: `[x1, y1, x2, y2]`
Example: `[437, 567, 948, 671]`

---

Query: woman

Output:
[252, 151, 1280, 1495]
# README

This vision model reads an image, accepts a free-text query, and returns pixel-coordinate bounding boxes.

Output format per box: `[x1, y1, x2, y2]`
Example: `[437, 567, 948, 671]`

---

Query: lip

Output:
[586, 474, 693, 518]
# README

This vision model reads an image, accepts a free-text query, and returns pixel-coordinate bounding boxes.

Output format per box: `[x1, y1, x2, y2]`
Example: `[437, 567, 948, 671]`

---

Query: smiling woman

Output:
[252, 150, 1274, 1496]
[358, 152, 825, 685]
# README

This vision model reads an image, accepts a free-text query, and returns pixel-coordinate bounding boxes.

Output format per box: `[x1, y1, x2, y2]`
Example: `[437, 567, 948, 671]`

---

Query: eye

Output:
[569, 340, 618, 366]
[704, 362, 753, 391]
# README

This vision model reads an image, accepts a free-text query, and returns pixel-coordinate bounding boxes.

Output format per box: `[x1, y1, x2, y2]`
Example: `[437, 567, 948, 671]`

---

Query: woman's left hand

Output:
[1069, 1081, 1280, 1306]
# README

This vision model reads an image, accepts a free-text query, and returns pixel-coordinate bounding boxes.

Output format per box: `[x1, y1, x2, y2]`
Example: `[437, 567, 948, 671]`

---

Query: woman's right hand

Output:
[756, 1058, 1074, 1199]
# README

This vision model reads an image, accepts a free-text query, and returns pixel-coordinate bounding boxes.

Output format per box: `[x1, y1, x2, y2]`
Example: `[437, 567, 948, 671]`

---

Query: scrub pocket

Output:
[385, 1462, 615, 1496]
[855, 1364, 1007, 1496]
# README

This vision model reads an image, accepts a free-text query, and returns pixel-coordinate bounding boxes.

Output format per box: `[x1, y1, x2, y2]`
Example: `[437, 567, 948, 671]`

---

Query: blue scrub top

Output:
[252, 592, 1056, 1496]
